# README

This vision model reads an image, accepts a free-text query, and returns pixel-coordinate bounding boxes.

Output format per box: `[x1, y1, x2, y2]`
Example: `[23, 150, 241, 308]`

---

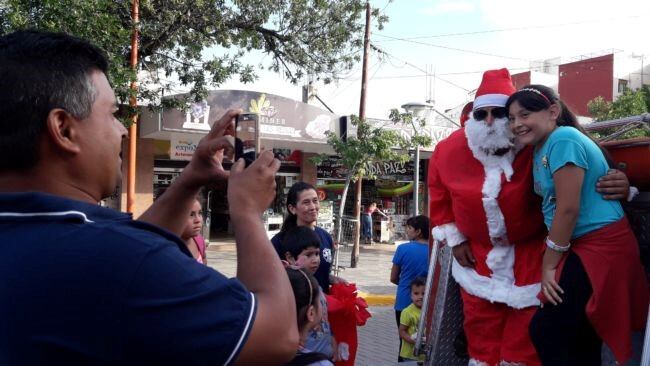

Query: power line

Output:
[375, 34, 531, 62]
[370, 43, 471, 92]
[365, 50, 629, 80]
[380, 0, 392, 13]
[374, 14, 650, 41]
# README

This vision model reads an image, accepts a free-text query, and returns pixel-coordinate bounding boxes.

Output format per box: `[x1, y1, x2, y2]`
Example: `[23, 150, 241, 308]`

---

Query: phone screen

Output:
[235, 113, 259, 167]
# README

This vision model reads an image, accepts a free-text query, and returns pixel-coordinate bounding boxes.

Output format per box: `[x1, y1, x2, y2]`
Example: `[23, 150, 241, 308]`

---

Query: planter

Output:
[601, 137, 650, 190]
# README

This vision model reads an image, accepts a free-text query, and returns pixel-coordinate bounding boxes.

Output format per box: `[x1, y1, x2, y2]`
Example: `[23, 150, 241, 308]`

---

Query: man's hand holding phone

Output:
[235, 113, 260, 168]
[180, 109, 239, 189]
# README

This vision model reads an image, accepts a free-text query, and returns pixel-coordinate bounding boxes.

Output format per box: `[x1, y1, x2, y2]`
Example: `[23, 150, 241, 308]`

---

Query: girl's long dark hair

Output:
[505, 84, 614, 167]
[286, 268, 320, 328]
[279, 182, 317, 235]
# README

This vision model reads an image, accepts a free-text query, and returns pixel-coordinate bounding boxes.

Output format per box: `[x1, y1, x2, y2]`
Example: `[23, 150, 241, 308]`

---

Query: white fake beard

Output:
[464, 116, 518, 156]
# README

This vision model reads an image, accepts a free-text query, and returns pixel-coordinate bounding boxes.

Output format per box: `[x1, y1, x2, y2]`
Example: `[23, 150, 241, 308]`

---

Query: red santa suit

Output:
[429, 129, 545, 366]
[427, 68, 545, 366]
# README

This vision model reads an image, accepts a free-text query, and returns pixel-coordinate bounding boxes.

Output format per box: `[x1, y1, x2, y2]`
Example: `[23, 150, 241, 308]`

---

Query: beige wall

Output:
[120, 137, 154, 217]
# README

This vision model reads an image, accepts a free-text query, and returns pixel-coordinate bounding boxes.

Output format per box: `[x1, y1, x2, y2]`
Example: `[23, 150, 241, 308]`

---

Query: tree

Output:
[587, 96, 612, 122]
[588, 89, 648, 122]
[587, 89, 650, 139]
[1, 0, 388, 117]
[313, 116, 409, 268]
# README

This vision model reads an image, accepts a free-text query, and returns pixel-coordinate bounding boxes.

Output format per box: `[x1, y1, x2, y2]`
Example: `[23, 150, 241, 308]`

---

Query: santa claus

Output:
[427, 68, 630, 365]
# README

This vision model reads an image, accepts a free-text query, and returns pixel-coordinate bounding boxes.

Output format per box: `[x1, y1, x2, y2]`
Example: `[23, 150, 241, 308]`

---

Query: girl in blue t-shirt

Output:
[390, 215, 429, 362]
[506, 85, 647, 365]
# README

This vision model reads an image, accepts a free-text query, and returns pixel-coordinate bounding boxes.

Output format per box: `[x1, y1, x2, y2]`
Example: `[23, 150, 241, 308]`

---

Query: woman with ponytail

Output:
[506, 85, 648, 365]
[271, 182, 346, 293]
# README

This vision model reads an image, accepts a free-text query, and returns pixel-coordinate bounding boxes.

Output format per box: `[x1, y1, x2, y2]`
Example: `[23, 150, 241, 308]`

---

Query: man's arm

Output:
[596, 169, 631, 201]
[138, 110, 238, 235]
[228, 151, 299, 364]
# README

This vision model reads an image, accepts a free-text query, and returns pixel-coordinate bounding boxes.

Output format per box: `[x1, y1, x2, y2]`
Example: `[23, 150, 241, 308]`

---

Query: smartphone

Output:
[235, 113, 260, 167]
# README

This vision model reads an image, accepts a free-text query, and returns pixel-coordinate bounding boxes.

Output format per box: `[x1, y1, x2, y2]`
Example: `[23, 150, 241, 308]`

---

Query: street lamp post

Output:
[401, 102, 434, 216]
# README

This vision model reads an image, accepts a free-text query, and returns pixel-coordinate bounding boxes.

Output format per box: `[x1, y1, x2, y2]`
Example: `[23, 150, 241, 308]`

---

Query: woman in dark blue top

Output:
[271, 182, 347, 293]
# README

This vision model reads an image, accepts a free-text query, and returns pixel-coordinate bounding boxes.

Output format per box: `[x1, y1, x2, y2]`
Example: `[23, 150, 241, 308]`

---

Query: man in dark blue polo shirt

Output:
[0, 30, 297, 365]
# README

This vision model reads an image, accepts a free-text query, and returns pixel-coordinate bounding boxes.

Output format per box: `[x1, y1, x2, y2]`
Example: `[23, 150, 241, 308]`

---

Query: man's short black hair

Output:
[0, 30, 109, 171]
[280, 226, 321, 260]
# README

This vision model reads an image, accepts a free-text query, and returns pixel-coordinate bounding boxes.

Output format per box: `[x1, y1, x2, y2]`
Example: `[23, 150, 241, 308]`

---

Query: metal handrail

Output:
[414, 241, 440, 357]
[583, 113, 650, 131]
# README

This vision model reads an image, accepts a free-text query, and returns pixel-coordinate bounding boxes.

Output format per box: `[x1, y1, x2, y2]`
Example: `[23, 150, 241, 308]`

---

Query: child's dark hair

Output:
[505, 84, 614, 167]
[411, 277, 426, 290]
[406, 215, 430, 240]
[286, 268, 320, 329]
[280, 226, 321, 260]
[279, 182, 317, 234]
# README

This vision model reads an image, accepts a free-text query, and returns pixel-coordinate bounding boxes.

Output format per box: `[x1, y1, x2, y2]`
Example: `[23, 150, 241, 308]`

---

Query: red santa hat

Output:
[459, 101, 473, 127]
[473, 68, 515, 111]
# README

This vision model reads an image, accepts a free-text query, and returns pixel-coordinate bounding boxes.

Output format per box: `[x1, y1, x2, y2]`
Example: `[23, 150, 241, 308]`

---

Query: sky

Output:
[204, 0, 650, 120]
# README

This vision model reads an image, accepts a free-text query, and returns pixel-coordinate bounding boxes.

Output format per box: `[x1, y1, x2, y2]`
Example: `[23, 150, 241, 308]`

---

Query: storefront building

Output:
[107, 90, 459, 242]
[108, 90, 340, 240]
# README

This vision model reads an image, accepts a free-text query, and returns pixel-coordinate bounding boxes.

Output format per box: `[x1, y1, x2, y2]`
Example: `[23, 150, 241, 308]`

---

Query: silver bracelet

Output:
[546, 236, 570, 252]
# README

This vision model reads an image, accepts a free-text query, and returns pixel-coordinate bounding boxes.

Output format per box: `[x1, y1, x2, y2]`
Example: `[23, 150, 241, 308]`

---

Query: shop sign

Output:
[170, 135, 201, 161]
[366, 161, 408, 176]
[316, 156, 349, 179]
[317, 156, 421, 181]
[154, 90, 339, 144]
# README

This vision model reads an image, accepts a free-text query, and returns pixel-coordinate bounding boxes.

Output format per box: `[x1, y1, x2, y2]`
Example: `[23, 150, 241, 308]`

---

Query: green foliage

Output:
[2, 0, 386, 117]
[587, 89, 650, 140]
[588, 89, 648, 122]
[388, 108, 433, 148]
[312, 115, 410, 181]
[587, 96, 612, 122]
[610, 89, 647, 118]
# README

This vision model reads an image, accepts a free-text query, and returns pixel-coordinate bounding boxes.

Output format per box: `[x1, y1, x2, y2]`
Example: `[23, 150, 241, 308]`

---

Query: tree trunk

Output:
[333, 170, 355, 273]
[336, 171, 354, 244]
[351, 179, 362, 268]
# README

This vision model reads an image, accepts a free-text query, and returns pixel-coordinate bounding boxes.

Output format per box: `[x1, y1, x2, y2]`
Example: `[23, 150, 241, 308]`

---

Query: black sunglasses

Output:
[473, 107, 507, 121]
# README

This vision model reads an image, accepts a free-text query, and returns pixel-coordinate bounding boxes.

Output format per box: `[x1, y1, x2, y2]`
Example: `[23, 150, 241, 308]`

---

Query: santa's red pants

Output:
[461, 289, 540, 366]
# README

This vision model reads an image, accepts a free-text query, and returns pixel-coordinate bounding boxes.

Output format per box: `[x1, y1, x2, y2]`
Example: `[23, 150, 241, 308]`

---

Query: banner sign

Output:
[156, 90, 339, 144]
[170, 135, 201, 161]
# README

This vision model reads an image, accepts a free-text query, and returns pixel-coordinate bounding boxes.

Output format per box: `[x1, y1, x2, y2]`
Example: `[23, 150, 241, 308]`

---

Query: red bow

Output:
[326, 283, 372, 326]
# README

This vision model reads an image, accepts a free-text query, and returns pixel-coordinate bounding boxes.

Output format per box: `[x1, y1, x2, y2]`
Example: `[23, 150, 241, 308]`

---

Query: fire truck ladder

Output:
[414, 243, 467, 365]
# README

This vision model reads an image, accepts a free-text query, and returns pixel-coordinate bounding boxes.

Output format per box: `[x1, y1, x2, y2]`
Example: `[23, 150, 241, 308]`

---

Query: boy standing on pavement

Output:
[0, 30, 297, 365]
[398, 277, 427, 363]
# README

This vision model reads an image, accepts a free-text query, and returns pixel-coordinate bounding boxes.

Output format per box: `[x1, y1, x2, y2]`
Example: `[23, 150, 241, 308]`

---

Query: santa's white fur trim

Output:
[469, 358, 489, 366]
[452, 257, 540, 309]
[500, 361, 526, 366]
[432, 222, 467, 248]
[473, 93, 509, 110]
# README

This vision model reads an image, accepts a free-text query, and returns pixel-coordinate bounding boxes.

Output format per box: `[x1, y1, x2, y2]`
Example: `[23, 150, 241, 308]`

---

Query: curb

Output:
[358, 292, 395, 306]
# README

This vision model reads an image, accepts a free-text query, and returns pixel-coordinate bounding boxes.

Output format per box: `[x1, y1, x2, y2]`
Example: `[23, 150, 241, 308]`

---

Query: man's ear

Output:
[45, 108, 81, 154]
[287, 204, 296, 215]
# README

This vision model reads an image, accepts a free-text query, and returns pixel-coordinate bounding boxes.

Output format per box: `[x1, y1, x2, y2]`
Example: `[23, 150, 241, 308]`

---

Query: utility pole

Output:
[351, 1, 371, 268]
[126, 0, 139, 213]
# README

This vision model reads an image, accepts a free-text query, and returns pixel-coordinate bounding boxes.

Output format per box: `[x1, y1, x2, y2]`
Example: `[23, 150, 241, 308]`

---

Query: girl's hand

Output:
[541, 267, 564, 306]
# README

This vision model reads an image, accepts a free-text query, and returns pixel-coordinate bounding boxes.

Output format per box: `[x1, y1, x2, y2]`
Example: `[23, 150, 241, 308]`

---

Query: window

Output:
[618, 79, 629, 93]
